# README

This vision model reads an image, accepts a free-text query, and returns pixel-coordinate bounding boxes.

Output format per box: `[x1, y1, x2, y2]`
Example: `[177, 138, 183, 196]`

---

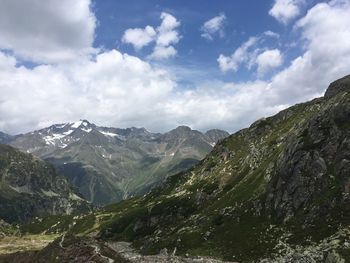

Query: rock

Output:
[325, 74, 350, 98]
[325, 251, 345, 263]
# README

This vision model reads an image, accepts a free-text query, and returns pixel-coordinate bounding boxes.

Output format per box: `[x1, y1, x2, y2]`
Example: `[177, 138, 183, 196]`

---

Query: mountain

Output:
[22, 75, 350, 262]
[0, 144, 90, 223]
[9, 122, 229, 205]
[205, 129, 230, 145]
[0, 132, 13, 144]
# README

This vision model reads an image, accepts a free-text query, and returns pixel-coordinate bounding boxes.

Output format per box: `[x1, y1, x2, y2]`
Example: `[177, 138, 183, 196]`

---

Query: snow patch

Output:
[81, 127, 92, 133]
[55, 124, 66, 128]
[71, 120, 83, 128]
[100, 130, 125, 140]
[100, 131, 118, 137]
[63, 130, 74, 135]
[43, 133, 66, 145]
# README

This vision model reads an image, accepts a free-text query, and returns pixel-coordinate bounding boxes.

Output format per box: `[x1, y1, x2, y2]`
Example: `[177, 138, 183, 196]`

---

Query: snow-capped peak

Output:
[70, 120, 90, 129]
[39, 120, 92, 148]
[71, 120, 83, 129]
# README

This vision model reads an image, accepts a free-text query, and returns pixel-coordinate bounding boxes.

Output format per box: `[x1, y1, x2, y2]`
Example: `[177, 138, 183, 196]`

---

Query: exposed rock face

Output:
[0, 144, 90, 223]
[324, 74, 350, 98]
[265, 91, 350, 223]
[205, 129, 230, 145]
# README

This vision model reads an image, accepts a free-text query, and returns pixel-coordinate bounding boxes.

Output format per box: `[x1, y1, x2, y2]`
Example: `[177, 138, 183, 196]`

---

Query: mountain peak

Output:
[70, 120, 91, 129]
[324, 74, 350, 98]
[174, 125, 192, 132]
[205, 129, 230, 144]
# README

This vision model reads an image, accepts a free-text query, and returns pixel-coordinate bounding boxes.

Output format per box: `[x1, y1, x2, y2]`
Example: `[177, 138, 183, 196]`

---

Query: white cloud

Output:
[0, 52, 16, 69]
[269, 0, 304, 24]
[173, 0, 350, 132]
[151, 12, 181, 59]
[0, 0, 96, 63]
[156, 30, 180, 47]
[264, 30, 280, 38]
[268, 0, 350, 102]
[201, 13, 226, 40]
[157, 12, 180, 33]
[122, 12, 181, 60]
[217, 37, 259, 72]
[148, 46, 177, 60]
[122, 26, 156, 50]
[1, 0, 350, 137]
[256, 49, 283, 75]
[0, 50, 175, 134]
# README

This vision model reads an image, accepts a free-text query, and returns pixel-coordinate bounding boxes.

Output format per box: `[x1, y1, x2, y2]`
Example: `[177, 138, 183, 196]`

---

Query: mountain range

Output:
[5, 122, 229, 205]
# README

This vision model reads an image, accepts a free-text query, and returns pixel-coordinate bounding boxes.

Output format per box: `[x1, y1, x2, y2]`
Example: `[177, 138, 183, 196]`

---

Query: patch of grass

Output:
[0, 234, 58, 255]
[21, 215, 74, 235]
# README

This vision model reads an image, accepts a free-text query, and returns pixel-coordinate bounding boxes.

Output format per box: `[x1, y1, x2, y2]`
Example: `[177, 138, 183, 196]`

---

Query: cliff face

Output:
[0, 144, 90, 223]
[265, 90, 350, 223]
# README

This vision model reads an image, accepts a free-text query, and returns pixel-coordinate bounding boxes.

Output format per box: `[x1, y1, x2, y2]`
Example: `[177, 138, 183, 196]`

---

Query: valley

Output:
[1, 76, 350, 262]
[1, 0, 350, 261]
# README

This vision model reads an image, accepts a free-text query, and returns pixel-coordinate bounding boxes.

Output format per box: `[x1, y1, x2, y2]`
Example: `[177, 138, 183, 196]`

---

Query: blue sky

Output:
[0, 0, 350, 134]
[94, 0, 297, 83]
[92, 0, 317, 83]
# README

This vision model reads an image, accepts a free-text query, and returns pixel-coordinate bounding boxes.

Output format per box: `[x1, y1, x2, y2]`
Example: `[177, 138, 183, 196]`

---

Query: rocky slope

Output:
[8, 123, 228, 205]
[25, 74, 350, 263]
[0, 235, 237, 263]
[0, 144, 90, 223]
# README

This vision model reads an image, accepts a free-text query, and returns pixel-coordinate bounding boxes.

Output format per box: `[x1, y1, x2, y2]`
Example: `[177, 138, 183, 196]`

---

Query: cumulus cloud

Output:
[0, 0, 96, 63]
[122, 12, 181, 60]
[0, 50, 175, 133]
[269, 0, 304, 24]
[201, 13, 226, 40]
[217, 37, 259, 72]
[150, 12, 181, 59]
[122, 26, 156, 50]
[256, 49, 283, 75]
[166, 0, 350, 132]
[148, 46, 177, 60]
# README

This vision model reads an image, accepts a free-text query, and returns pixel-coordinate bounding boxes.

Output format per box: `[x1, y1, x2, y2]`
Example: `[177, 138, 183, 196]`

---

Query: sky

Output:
[0, 0, 350, 134]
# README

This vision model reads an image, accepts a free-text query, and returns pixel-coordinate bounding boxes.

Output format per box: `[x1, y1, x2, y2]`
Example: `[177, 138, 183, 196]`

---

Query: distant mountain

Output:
[0, 132, 13, 144]
[205, 129, 230, 144]
[9, 121, 229, 205]
[0, 144, 90, 223]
